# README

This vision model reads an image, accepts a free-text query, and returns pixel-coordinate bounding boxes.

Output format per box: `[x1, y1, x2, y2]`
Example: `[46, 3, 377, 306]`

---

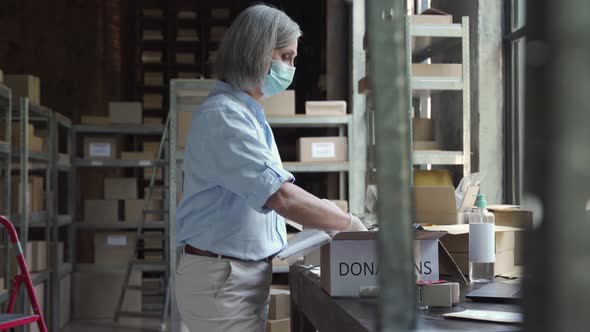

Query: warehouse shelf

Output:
[57, 153, 71, 170]
[73, 159, 163, 168]
[282, 161, 350, 173]
[59, 263, 73, 277]
[411, 76, 463, 93]
[0, 289, 9, 304]
[13, 212, 49, 227]
[0, 84, 10, 99]
[28, 103, 52, 118]
[55, 112, 72, 128]
[57, 215, 73, 226]
[74, 222, 165, 230]
[13, 151, 51, 163]
[412, 150, 464, 165]
[0, 141, 9, 154]
[73, 124, 165, 135]
[410, 23, 463, 37]
[267, 115, 350, 127]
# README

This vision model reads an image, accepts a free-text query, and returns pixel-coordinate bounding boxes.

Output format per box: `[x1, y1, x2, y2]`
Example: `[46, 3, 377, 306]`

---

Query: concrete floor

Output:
[62, 319, 161, 332]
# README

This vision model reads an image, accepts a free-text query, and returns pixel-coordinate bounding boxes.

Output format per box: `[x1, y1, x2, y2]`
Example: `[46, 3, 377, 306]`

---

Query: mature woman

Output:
[175, 4, 366, 331]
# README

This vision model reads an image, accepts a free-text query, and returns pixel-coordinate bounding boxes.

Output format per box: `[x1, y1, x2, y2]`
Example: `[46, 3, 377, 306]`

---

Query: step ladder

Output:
[0, 216, 47, 332]
[114, 113, 171, 330]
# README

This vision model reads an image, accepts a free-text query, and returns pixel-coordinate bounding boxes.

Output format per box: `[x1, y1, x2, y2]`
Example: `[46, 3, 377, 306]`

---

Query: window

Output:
[504, 0, 526, 204]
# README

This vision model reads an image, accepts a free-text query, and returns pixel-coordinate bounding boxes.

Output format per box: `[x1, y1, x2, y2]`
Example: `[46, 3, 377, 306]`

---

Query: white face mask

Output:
[261, 60, 296, 98]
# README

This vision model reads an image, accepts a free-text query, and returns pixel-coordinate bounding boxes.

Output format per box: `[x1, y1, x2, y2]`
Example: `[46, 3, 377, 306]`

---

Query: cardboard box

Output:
[59, 274, 71, 328]
[142, 51, 162, 64]
[413, 118, 435, 141]
[143, 29, 163, 41]
[420, 282, 459, 307]
[84, 200, 118, 223]
[81, 115, 109, 125]
[424, 224, 522, 254]
[211, 8, 231, 20]
[259, 90, 295, 116]
[93, 232, 137, 265]
[177, 11, 197, 19]
[177, 29, 199, 41]
[487, 205, 533, 230]
[29, 241, 48, 272]
[410, 8, 453, 25]
[84, 137, 117, 159]
[267, 318, 290, 332]
[124, 199, 163, 223]
[143, 93, 163, 109]
[144, 72, 164, 86]
[305, 101, 346, 116]
[176, 52, 195, 64]
[414, 169, 453, 187]
[177, 111, 192, 148]
[73, 270, 141, 319]
[297, 137, 348, 163]
[320, 231, 456, 297]
[210, 26, 227, 41]
[413, 141, 440, 150]
[414, 185, 479, 225]
[447, 250, 516, 276]
[145, 186, 164, 200]
[57, 242, 65, 265]
[9, 123, 43, 153]
[143, 117, 162, 125]
[4, 75, 40, 105]
[104, 178, 137, 200]
[144, 167, 163, 181]
[4, 176, 44, 213]
[121, 151, 155, 161]
[109, 102, 142, 124]
[143, 141, 160, 153]
[269, 288, 290, 320]
[30, 176, 44, 212]
[143, 9, 163, 18]
[412, 64, 462, 77]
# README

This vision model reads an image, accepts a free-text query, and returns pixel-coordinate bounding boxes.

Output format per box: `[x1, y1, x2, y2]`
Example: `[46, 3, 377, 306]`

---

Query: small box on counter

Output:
[420, 282, 460, 307]
[4, 74, 41, 105]
[80, 116, 109, 125]
[143, 93, 163, 109]
[84, 200, 118, 224]
[259, 90, 295, 116]
[305, 101, 346, 116]
[109, 102, 142, 124]
[104, 178, 137, 200]
[84, 137, 117, 159]
[487, 205, 533, 230]
[93, 232, 137, 265]
[124, 199, 163, 223]
[297, 137, 347, 163]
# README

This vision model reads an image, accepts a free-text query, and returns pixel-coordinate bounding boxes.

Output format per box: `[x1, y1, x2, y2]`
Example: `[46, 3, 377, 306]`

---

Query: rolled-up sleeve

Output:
[196, 107, 294, 213]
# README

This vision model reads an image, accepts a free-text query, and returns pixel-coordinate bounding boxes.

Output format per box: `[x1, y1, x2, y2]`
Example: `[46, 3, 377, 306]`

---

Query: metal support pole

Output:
[524, 1, 590, 331]
[367, 1, 416, 331]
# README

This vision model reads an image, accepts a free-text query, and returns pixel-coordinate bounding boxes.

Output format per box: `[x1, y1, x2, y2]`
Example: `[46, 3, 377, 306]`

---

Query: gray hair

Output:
[215, 5, 302, 91]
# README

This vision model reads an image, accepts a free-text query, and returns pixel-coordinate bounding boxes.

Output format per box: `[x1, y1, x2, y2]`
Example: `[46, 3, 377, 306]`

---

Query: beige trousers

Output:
[175, 252, 272, 332]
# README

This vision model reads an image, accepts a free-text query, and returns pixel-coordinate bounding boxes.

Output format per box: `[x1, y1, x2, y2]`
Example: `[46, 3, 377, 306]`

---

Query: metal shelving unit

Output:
[408, 17, 471, 174]
[0, 84, 12, 309]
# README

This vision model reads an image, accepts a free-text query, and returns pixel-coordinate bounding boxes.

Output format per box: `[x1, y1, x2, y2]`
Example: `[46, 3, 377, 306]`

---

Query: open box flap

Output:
[438, 241, 468, 284]
[423, 224, 524, 235]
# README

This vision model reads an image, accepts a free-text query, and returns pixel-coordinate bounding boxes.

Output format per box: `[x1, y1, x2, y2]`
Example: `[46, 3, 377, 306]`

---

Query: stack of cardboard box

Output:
[267, 287, 291, 332]
[4, 74, 40, 105]
[3, 122, 45, 153]
[0, 175, 45, 213]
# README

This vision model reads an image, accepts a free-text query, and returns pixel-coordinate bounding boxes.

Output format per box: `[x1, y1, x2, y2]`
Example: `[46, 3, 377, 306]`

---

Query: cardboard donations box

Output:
[487, 205, 534, 230]
[320, 231, 464, 297]
[414, 185, 479, 225]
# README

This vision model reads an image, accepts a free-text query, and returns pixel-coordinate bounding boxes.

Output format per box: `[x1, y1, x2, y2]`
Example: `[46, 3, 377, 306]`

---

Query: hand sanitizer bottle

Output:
[469, 194, 495, 283]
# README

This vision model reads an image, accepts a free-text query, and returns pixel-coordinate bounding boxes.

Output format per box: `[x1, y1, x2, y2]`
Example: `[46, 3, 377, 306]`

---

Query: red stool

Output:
[0, 216, 47, 332]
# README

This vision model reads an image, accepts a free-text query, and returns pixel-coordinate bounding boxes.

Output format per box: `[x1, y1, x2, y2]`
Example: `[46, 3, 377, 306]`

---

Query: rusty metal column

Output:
[524, 1, 590, 331]
[367, 0, 416, 331]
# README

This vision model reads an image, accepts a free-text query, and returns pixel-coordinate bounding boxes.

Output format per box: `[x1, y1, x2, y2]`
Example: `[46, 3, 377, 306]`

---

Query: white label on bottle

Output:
[89, 143, 112, 157]
[469, 223, 495, 263]
[107, 235, 127, 246]
[311, 142, 336, 159]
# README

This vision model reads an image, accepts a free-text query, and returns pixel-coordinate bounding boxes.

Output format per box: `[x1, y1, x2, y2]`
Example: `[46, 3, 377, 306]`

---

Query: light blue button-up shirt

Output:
[176, 81, 295, 261]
